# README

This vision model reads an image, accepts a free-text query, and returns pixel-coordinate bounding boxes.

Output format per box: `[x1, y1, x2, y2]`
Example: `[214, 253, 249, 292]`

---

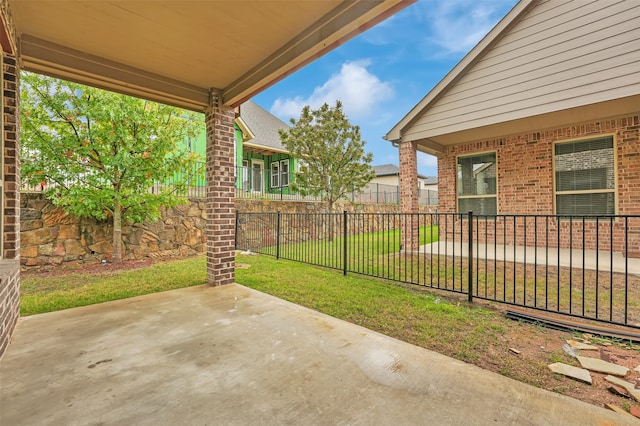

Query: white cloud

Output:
[418, 152, 438, 171]
[270, 60, 394, 121]
[421, 0, 515, 54]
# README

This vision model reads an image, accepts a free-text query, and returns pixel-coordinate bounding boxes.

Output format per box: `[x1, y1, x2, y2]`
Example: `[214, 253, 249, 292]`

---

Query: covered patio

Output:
[0, 0, 411, 357]
[1, 284, 633, 425]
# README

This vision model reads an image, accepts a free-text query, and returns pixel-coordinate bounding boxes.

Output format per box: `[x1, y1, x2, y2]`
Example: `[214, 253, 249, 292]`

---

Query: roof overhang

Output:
[409, 94, 640, 156]
[242, 142, 289, 156]
[235, 117, 255, 143]
[10, 0, 412, 112]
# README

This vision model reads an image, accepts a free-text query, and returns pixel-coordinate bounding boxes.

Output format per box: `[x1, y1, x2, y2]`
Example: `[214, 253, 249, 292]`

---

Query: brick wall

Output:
[0, 52, 20, 359]
[399, 140, 419, 251]
[438, 113, 640, 255]
[205, 96, 236, 286]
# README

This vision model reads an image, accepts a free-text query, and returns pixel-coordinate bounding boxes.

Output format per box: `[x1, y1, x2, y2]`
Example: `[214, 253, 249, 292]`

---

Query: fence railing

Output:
[23, 162, 438, 206]
[233, 165, 437, 205]
[236, 211, 640, 329]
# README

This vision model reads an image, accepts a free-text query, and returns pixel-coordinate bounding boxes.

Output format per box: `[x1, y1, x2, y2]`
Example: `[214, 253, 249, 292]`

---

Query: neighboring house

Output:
[189, 101, 296, 195]
[236, 101, 295, 195]
[367, 164, 437, 205]
[371, 164, 426, 189]
[423, 176, 437, 192]
[386, 0, 640, 254]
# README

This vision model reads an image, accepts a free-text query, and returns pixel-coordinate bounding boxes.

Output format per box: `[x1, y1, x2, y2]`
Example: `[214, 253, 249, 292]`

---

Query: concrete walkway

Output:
[421, 241, 640, 275]
[0, 284, 635, 425]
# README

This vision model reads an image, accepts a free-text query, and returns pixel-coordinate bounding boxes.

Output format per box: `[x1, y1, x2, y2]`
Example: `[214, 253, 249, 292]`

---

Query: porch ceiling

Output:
[10, 0, 411, 111]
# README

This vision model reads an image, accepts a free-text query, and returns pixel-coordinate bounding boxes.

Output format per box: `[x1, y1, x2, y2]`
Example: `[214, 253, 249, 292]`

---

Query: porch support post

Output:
[205, 91, 236, 286]
[399, 140, 419, 252]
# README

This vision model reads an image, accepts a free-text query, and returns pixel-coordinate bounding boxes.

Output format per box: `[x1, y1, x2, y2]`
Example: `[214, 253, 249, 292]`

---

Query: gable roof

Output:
[373, 164, 427, 180]
[386, 0, 640, 154]
[423, 176, 437, 185]
[241, 101, 290, 154]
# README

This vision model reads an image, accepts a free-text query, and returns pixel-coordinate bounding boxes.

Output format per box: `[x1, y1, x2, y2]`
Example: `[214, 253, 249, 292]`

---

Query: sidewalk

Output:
[421, 241, 640, 274]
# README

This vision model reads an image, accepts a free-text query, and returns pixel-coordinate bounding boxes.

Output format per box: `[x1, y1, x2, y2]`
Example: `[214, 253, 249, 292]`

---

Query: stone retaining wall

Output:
[20, 193, 437, 269]
[21, 193, 207, 268]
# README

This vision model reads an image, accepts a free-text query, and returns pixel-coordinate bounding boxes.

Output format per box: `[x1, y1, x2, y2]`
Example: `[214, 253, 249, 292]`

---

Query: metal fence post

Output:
[343, 210, 348, 276]
[276, 211, 281, 259]
[468, 210, 474, 303]
[234, 211, 239, 249]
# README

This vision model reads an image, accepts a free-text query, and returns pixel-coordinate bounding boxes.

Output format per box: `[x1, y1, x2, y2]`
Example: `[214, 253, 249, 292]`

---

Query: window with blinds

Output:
[457, 152, 497, 215]
[554, 136, 615, 215]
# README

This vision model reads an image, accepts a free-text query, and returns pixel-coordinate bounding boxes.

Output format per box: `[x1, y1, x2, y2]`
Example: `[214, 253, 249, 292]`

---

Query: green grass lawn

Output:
[20, 257, 207, 316]
[235, 252, 503, 362]
[22, 252, 502, 363]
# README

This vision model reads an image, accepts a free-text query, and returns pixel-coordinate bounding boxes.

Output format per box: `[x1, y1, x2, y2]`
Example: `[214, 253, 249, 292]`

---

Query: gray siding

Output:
[406, 0, 640, 140]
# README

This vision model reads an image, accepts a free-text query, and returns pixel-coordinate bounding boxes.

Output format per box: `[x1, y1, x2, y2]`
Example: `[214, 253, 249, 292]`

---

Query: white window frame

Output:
[553, 135, 617, 216]
[241, 160, 249, 191]
[251, 159, 264, 193]
[280, 159, 289, 187]
[271, 161, 280, 188]
[456, 151, 498, 215]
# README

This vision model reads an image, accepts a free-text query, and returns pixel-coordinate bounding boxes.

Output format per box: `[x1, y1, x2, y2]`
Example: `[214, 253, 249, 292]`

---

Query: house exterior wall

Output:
[241, 152, 295, 194]
[0, 0, 20, 360]
[405, 0, 640, 141]
[370, 175, 399, 186]
[438, 113, 640, 255]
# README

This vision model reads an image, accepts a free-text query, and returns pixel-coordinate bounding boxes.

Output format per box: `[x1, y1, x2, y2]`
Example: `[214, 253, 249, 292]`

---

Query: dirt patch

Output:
[470, 305, 640, 413]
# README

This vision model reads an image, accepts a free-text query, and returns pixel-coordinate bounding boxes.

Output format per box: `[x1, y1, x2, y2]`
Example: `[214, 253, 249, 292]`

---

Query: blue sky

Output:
[253, 0, 519, 177]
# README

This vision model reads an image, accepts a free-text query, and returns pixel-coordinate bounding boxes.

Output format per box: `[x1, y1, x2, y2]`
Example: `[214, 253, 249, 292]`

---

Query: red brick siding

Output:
[205, 95, 236, 286]
[399, 141, 419, 251]
[0, 53, 20, 359]
[438, 114, 640, 254]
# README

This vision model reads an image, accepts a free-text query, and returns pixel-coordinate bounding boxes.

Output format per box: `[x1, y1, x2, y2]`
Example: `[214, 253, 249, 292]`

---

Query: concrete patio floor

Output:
[0, 284, 635, 425]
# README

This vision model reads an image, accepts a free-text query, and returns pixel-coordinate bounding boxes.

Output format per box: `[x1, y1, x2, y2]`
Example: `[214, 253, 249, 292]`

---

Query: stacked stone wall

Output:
[21, 193, 207, 269]
[20, 194, 437, 269]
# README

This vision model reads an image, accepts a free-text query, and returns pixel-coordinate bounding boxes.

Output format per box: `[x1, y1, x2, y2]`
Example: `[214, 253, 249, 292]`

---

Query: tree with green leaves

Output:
[21, 72, 203, 263]
[279, 101, 375, 211]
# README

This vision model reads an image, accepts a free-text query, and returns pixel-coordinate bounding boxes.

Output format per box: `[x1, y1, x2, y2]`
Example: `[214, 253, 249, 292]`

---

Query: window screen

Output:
[555, 137, 615, 215]
[457, 152, 497, 214]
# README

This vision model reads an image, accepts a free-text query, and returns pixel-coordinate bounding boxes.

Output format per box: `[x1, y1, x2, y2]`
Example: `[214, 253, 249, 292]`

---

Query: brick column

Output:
[205, 92, 235, 286]
[0, 53, 20, 359]
[399, 141, 419, 252]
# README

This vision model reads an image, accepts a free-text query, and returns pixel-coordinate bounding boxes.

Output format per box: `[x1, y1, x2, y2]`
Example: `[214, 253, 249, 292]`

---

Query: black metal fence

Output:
[233, 165, 438, 205]
[236, 211, 640, 329]
[23, 162, 438, 206]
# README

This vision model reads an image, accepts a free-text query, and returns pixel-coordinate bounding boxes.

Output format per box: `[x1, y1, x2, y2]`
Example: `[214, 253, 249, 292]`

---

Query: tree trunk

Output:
[112, 198, 122, 263]
[327, 199, 335, 242]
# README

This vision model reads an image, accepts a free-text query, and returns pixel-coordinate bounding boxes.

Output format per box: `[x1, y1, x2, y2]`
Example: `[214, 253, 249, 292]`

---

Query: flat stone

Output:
[21, 245, 38, 258]
[548, 363, 592, 384]
[567, 340, 598, 350]
[630, 406, 640, 419]
[604, 376, 640, 402]
[577, 356, 629, 376]
[605, 403, 634, 417]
